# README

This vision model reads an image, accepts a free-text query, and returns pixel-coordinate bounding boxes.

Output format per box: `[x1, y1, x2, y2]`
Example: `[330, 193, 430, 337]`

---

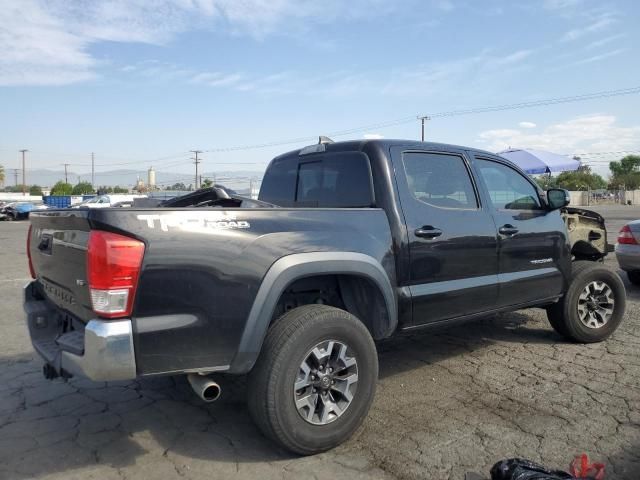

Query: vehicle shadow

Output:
[0, 308, 622, 478]
[376, 310, 558, 380]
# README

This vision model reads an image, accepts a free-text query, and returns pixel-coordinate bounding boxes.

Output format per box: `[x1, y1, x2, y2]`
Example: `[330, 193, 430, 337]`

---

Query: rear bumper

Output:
[24, 282, 137, 381]
[615, 244, 640, 272]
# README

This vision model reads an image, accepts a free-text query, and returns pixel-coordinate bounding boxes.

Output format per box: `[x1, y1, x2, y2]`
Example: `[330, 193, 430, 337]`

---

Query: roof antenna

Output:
[319, 136, 334, 145]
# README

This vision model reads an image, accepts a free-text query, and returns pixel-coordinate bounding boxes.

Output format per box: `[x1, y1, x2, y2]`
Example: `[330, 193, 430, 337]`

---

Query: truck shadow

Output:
[0, 308, 629, 478]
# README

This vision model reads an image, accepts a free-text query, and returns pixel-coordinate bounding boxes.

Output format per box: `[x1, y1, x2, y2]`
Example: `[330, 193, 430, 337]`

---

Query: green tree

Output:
[554, 170, 607, 191]
[50, 181, 73, 196]
[0, 164, 4, 185]
[201, 178, 214, 188]
[610, 155, 640, 176]
[29, 185, 43, 196]
[534, 175, 558, 190]
[113, 186, 129, 193]
[3, 184, 26, 193]
[169, 182, 187, 190]
[609, 173, 640, 190]
[72, 181, 94, 195]
[609, 155, 640, 189]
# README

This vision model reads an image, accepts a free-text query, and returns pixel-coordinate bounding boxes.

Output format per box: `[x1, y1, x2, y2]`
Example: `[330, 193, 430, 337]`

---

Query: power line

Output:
[191, 150, 202, 189]
[6, 85, 640, 171]
[202, 85, 640, 152]
[418, 116, 431, 142]
[19, 149, 28, 195]
[569, 150, 640, 157]
[62, 163, 70, 183]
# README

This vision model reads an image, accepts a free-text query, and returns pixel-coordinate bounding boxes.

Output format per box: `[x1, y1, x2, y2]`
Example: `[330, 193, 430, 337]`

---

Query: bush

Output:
[50, 181, 73, 196]
[72, 181, 94, 195]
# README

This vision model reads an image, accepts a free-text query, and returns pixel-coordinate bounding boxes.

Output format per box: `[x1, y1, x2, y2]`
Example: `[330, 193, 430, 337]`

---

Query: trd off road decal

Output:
[137, 213, 250, 232]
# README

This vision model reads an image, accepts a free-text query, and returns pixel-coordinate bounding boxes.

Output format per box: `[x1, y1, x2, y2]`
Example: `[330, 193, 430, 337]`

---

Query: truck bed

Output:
[27, 207, 394, 376]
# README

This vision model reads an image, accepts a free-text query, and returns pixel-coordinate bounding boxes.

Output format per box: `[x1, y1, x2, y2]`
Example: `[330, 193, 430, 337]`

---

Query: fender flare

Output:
[228, 251, 397, 373]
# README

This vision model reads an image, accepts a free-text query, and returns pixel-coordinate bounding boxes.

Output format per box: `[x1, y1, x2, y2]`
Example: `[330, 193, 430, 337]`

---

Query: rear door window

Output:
[260, 152, 374, 208]
[402, 152, 478, 209]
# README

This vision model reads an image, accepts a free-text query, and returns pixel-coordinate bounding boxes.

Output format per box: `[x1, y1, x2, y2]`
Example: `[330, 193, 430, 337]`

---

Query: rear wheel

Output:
[5, 213, 14, 221]
[547, 261, 626, 342]
[627, 271, 640, 286]
[247, 305, 378, 455]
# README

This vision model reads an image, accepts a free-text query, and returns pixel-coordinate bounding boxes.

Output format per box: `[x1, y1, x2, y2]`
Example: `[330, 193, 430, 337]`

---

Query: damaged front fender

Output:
[561, 207, 608, 261]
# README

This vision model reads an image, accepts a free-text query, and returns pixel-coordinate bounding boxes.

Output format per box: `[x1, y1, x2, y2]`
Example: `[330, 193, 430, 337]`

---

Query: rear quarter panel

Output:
[91, 208, 394, 375]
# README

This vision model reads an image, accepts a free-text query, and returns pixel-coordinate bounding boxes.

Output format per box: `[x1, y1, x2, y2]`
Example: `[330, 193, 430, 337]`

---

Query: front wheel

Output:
[547, 261, 626, 342]
[247, 305, 378, 455]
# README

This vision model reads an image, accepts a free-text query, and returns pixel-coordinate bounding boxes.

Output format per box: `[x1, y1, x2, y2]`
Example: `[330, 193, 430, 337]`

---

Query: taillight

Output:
[27, 224, 36, 279]
[618, 225, 638, 245]
[87, 231, 145, 318]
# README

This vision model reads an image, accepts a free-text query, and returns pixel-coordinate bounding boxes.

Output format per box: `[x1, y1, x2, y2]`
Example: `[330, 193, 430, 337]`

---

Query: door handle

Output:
[415, 226, 442, 239]
[499, 224, 519, 236]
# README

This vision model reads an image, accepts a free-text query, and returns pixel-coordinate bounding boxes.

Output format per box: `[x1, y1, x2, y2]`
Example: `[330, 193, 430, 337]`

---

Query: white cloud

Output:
[432, 0, 455, 12]
[543, 0, 583, 9]
[0, 0, 400, 86]
[364, 134, 384, 139]
[569, 48, 626, 66]
[190, 72, 245, 88]
[378, 48, 535, 97]
[478, 115, 640, 155]
[585, 33, 625, 50]
[494, 49, 534, 65]
[0, 0, 97, 85]
[561, 16, 615, 42]
[519, 121, 537, 129]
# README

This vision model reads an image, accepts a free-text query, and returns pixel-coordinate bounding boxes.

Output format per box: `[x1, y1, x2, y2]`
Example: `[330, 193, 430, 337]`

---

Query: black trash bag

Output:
[490, 458, 576, 480]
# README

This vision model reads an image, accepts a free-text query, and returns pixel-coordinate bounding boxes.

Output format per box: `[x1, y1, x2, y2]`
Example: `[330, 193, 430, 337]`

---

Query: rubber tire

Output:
[627, 271, 640, 286]
[247, 305, 378, 455]
[547, 261, 626, 343]
[5, 213, 14, 221]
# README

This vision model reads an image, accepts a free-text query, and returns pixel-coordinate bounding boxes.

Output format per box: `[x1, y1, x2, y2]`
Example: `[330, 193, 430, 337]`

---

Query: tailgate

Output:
[29, 210, 95, 322]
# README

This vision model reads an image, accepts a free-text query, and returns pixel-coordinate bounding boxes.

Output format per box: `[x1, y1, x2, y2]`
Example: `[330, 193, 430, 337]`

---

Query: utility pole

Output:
[417, 116, 431, 142]
[191, 150, 202, 189]
[62, 163, 70, 184]
[19, 149, 28, 195]
[91, 152, 95, 187]
[11, 168, 19, 187]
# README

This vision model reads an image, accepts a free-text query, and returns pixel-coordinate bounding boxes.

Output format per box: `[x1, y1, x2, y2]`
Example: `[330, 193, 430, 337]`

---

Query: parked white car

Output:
[70, 194, 146, 208]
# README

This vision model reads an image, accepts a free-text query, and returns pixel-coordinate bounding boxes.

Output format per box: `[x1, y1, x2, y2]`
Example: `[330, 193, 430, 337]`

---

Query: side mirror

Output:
[546, 188, 570, 210]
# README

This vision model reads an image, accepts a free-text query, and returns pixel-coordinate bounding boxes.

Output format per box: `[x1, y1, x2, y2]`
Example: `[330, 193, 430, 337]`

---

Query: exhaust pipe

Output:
[187, 374, 221, 402]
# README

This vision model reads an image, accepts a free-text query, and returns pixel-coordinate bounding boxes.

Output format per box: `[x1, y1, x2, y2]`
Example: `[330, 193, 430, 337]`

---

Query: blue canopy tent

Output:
[497, 148, 580, 174]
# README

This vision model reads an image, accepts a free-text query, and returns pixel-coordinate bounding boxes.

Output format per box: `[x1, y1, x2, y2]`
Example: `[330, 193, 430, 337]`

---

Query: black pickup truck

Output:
[25, 139, 625, 454]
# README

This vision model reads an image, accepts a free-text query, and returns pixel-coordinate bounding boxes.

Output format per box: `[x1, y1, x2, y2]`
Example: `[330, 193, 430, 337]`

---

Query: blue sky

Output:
[1, 0, 639, 182]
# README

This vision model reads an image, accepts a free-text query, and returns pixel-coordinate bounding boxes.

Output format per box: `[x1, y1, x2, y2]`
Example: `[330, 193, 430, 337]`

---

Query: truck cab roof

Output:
[273, 138, 499, 163]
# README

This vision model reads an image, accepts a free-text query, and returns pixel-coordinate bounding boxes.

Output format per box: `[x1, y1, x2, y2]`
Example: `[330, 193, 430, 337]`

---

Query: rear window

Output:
[259, 152, 374, 208]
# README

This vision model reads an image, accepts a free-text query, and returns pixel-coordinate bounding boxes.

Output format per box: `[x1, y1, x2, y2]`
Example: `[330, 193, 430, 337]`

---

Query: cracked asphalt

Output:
[1, 205, 639, 480]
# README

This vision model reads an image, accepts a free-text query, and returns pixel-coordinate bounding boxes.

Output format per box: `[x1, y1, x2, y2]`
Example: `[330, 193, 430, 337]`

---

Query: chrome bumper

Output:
[24, 282, 137, 381]
[62, 320, 136, 381]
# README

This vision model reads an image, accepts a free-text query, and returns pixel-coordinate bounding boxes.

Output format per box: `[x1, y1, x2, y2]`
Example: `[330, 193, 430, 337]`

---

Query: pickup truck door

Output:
[471, 155, 569, 307]
[390, 147, 499, 325]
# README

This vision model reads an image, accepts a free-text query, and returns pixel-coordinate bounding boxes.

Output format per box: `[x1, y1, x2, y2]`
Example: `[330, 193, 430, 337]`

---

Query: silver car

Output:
[615, 220, 640, 285]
